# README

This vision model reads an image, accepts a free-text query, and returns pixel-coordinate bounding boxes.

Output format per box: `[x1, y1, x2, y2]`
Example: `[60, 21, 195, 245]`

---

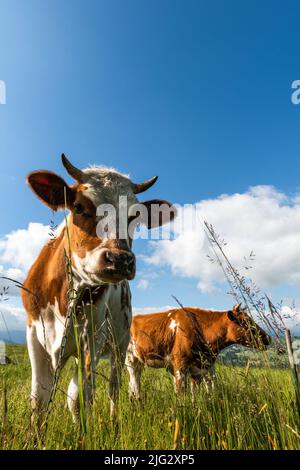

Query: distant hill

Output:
[218, 338, 290, 368]
[0, 330, 26, 344]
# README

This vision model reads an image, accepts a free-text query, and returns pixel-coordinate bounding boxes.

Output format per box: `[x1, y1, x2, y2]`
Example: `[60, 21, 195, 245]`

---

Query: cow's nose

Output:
[123, 252, 135, 274]
[115, 251, 136, 276]
[104, 250, 115, 265]
[101, 249, 136, 278]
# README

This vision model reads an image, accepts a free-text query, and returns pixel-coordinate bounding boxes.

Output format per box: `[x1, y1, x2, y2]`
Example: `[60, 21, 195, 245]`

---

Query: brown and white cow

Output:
[126, 304, 271, 398]
[22, 154, 175, 422]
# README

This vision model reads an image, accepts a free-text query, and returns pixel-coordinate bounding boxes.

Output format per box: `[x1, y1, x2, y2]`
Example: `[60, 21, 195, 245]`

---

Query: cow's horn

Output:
[133, 176, 158, 194]
[61, 154, 86, 183]
[233, 303, 242, 312]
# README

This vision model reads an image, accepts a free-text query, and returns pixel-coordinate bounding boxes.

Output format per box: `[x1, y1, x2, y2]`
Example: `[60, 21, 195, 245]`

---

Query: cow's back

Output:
[131, 311, 173, 366]
[130, 309, 195, 366]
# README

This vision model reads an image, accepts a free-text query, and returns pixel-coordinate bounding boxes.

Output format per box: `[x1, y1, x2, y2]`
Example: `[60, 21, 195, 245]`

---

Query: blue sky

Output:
[1, 1, 300, 336]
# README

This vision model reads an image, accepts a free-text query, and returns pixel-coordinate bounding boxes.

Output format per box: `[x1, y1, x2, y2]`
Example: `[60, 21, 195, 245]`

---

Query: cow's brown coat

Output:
[126, 305, 271, 396]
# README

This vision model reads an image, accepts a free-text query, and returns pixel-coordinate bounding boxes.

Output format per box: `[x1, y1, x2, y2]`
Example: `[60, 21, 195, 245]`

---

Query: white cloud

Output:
[145, 185, 300, 293]
[281, 306, 300, 332]
[0, 222, 50, 272]
[132, 305, 175, 316]
[137, 279, 150, 290]
[0, 302, 26, 331]
[196, 281, 221, 295]
[0, 265, 24, 296]
[0, 223, 49, 330]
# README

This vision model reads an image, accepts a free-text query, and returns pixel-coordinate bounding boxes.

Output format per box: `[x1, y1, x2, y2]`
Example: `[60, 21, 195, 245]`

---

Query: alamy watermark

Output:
[291, 80, 300, 105]
[93, 198, 205, 244]
[0, 80, 6, 105]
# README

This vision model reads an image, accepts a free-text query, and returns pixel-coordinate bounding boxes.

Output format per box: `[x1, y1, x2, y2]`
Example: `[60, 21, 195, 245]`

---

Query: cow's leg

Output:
[190, 375, 201, 400]
[189, 368, 216, 396]
[173, 368, 188, 394]
[125, 341, 143, 400]
[67, 357, 95, 423]
[171, 353, 189, 394]
[67, 364, 80, 422]
[202, 367, 216, 393]
[126, 358, 143, 401]
[27, 325, 53, 426]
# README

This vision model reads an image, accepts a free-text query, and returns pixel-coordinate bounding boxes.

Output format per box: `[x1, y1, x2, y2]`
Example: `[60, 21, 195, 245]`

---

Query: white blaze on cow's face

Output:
[27, 154, 176, 286]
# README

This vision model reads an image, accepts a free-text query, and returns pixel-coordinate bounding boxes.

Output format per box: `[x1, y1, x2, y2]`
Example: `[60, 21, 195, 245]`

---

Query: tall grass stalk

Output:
[63, 200, 87, 440]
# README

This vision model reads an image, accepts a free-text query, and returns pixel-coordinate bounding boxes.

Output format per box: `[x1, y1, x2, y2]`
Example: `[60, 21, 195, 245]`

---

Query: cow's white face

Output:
[27, 154, 175, 285]
[66, 167, 139, 284]
[80, 166, 138, 208]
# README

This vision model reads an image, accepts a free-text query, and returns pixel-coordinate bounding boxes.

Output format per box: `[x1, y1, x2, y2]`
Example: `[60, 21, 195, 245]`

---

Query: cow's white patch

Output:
[126, 337, 143, 366]
[130, 338, 137, 356]
[173, 369, 188, 392]
[67, 371, 79, 421]
[81, 166, 137, 210]
[165, 354, 171, 364]
[125, 340, 143, 400]
[169, 319, 178, 332]
[78, 166, 139, 243]
[27, 325, 54, 414]
[35, 298, 67, 369]
[73, 248, 106, 280]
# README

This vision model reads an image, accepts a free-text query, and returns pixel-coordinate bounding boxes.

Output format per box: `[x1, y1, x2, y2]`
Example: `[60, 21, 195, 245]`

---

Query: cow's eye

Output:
[74, 203, 84, 214]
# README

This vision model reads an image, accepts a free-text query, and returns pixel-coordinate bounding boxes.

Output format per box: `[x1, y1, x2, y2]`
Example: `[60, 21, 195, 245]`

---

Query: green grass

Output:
[0, 345, 299, 450]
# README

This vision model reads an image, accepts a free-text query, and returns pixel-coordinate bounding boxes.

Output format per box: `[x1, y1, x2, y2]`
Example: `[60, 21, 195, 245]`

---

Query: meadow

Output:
[0, 344, 299, 450]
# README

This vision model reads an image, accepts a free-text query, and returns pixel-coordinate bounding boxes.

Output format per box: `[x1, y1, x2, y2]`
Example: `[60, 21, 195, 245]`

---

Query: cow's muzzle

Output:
[250, 331, 272, 351]
[262, 332, 272, 348]
[100, 249, 136, 282]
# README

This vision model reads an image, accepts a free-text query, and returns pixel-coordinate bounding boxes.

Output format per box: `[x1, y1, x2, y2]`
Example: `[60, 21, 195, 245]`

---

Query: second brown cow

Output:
[126, 304, 271, 398]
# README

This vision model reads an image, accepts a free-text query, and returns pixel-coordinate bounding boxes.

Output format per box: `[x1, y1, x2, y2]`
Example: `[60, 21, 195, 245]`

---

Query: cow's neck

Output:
[42, 230, 106, 317]
[199, 311, 233, 353]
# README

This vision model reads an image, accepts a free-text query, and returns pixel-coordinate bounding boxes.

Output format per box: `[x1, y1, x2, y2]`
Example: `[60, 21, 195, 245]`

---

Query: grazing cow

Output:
[22, 154, 175, 423]
[126, 304, 271, 398]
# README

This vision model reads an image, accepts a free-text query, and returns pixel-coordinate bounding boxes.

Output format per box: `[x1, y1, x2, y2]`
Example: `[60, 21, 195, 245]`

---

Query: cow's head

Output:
[226, 304, 271, 350]
[27, 154, 176, 285]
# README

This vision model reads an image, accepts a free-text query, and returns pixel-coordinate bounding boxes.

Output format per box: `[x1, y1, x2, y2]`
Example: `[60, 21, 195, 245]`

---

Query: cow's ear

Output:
[227, 310, 240, 324]
[140, 199, 177, 229]
[27, 170, 75, 210]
